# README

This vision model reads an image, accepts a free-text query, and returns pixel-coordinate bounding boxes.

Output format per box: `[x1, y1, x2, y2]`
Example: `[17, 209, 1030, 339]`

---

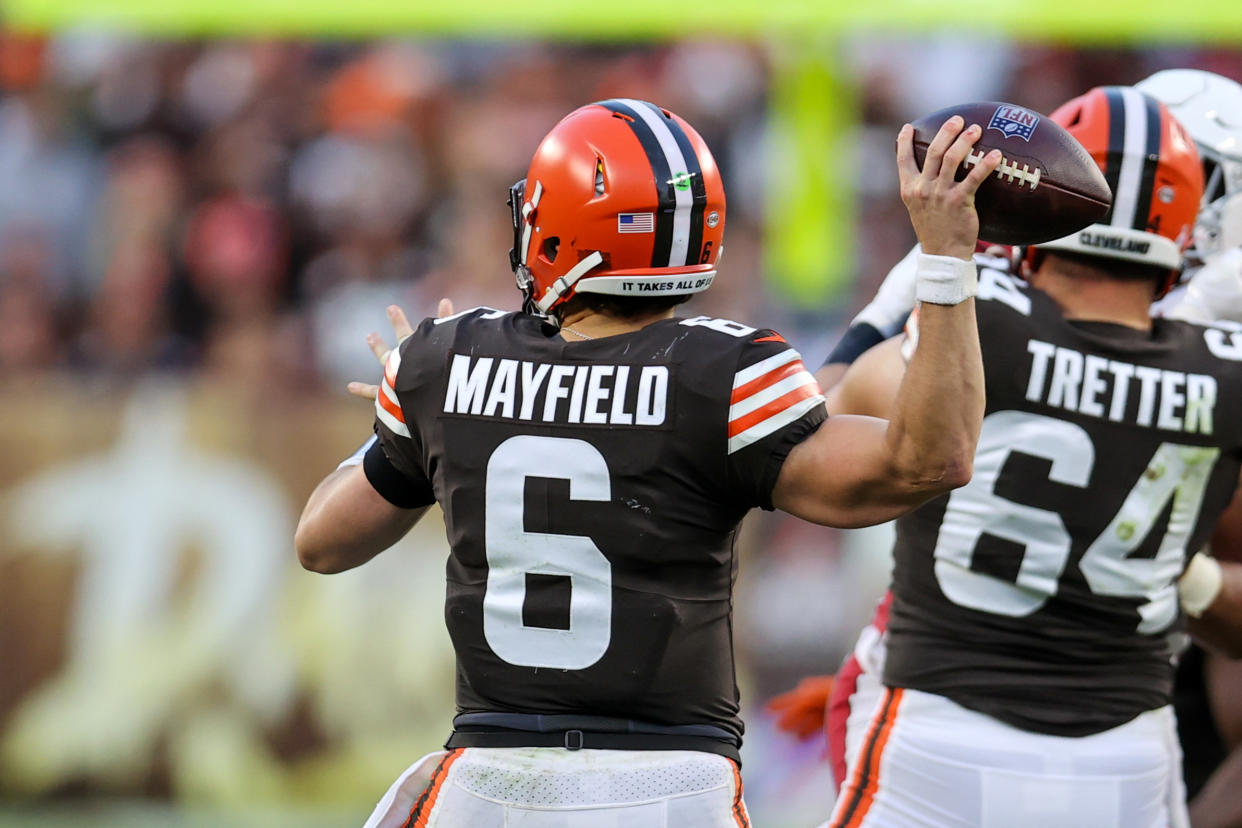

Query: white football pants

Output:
[823, 686, 1189, 828]
[363, 747, 750, 828]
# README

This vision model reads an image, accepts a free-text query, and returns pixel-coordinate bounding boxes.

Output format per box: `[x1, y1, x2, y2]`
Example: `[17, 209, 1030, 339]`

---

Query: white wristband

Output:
[1179, 551, 1223, 618]
[915, 253, 978, 306]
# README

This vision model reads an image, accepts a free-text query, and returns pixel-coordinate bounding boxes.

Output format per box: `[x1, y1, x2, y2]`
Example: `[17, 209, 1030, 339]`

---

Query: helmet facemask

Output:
[1135, 69, 1242, 269]
[1190, 155, 1242, 263]
[507, 177, 543, 318]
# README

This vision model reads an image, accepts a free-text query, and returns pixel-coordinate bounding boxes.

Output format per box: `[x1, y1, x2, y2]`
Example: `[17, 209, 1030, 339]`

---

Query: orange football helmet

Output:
[508, 99, 726, 316]
[1036, 85, 1204, 294]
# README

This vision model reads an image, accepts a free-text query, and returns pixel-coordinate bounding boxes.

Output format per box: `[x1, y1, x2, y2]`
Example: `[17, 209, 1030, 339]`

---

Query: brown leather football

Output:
[911, 101, 1112, 246]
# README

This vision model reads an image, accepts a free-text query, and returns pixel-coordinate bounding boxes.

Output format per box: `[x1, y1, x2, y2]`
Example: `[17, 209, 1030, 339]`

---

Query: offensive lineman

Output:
[796, 86, 1242, 828]
[294, 100, 1000, 827]
[772, 71, 1242, 826]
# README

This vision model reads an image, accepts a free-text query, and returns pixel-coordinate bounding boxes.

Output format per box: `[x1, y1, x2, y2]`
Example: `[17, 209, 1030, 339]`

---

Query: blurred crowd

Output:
[3, 31, 1241, 399]
[0, 33, 772, 393]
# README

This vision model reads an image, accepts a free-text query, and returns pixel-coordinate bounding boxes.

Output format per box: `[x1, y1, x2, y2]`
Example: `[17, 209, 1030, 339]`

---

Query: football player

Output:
[294, 100, 1000, 827]
[1139, 68, 1242, 828]
[780, 71, 1242, 827]
[793, 86, 1242, 828]
[768, 68, 1242, 795]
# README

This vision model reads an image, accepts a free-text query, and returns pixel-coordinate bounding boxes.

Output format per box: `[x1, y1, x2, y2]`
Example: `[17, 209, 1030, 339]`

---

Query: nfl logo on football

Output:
[988, 105, 1040, 141]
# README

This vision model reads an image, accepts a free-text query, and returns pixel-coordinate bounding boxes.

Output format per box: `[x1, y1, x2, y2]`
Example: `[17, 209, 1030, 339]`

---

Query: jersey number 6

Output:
[482, 435, 613, 669]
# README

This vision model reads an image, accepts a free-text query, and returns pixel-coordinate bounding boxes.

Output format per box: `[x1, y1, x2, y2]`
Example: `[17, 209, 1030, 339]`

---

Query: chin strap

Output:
[515, 265, 540, 317]
[535, 251, 605, 313]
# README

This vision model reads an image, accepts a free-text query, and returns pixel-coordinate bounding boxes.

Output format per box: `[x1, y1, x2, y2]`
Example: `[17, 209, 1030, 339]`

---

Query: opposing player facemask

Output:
[1136, 69, 1242, 263]
[506, 99, 727, 316]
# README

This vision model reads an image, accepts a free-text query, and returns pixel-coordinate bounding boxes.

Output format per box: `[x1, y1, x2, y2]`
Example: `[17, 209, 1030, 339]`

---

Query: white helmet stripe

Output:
[1111, 87, 1149, 231]
[617, 98, 693, 268]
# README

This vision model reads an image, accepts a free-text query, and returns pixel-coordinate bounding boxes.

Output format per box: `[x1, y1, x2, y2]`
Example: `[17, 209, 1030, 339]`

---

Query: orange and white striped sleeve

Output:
[725, 334, 827, 509]
[375, 346, 410, 439]
[728, 345, 826, 454]
[369, 337, 435, 508]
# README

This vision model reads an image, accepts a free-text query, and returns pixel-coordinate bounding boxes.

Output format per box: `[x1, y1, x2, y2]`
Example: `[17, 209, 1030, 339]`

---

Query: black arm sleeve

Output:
[822, 322, 886, 369]
[363, 439, 436, 509]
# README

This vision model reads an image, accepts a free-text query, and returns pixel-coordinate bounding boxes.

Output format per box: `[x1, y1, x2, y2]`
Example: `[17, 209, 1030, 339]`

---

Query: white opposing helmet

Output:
[1136, 69, 1242, 259]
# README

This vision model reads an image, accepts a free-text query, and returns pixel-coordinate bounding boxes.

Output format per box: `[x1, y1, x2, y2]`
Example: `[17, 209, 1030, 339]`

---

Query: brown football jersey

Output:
[371, 308, 826, 746]
[885, 266, 1242, 736]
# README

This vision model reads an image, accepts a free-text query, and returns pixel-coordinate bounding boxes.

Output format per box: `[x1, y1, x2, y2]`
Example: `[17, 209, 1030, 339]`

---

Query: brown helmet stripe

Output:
[1132, 92, 1164, 233]
[596, 98, 676, 267]
[1102, 86, 1127, 226]
[635, 100, 709, 266]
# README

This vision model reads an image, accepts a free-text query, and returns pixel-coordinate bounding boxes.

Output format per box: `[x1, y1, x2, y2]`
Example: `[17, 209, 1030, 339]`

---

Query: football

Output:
[911, 101, 1112, 246]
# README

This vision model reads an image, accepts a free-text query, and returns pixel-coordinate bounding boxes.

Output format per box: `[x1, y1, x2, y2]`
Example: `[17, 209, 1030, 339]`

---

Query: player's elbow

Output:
[938, 455, 974, 491]
[898, 452, 973, 497]
[887, 419, 977, 498]
[295, 511, 394, 574]
[294, 520, 347, 574]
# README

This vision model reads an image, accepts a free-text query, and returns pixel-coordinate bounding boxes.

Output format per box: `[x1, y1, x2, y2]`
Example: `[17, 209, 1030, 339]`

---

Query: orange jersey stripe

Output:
[378, 384, 406, 424]
[403, 749, 462, 828]
[731, 359, 807, 404]
[727, 382, 821, 438]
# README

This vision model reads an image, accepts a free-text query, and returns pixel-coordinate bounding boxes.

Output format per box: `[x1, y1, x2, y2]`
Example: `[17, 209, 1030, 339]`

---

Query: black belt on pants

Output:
[444, 712, 742, 765]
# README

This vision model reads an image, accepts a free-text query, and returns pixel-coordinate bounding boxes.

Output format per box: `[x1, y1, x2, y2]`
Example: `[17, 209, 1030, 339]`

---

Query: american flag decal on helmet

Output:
[727, 348, 824, 454]
[618, 213, 655, 233]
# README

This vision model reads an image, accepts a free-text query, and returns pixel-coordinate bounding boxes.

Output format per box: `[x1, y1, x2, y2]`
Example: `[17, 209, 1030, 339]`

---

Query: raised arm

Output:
[773, 116, 998, 527]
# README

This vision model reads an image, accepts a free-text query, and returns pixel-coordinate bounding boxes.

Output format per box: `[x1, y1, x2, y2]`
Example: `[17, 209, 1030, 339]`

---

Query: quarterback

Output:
[294, 100, 1000, 827]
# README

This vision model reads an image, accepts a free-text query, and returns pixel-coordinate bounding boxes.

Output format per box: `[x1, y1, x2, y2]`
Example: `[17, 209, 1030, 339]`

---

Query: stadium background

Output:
[1, 3, 1241, 826]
